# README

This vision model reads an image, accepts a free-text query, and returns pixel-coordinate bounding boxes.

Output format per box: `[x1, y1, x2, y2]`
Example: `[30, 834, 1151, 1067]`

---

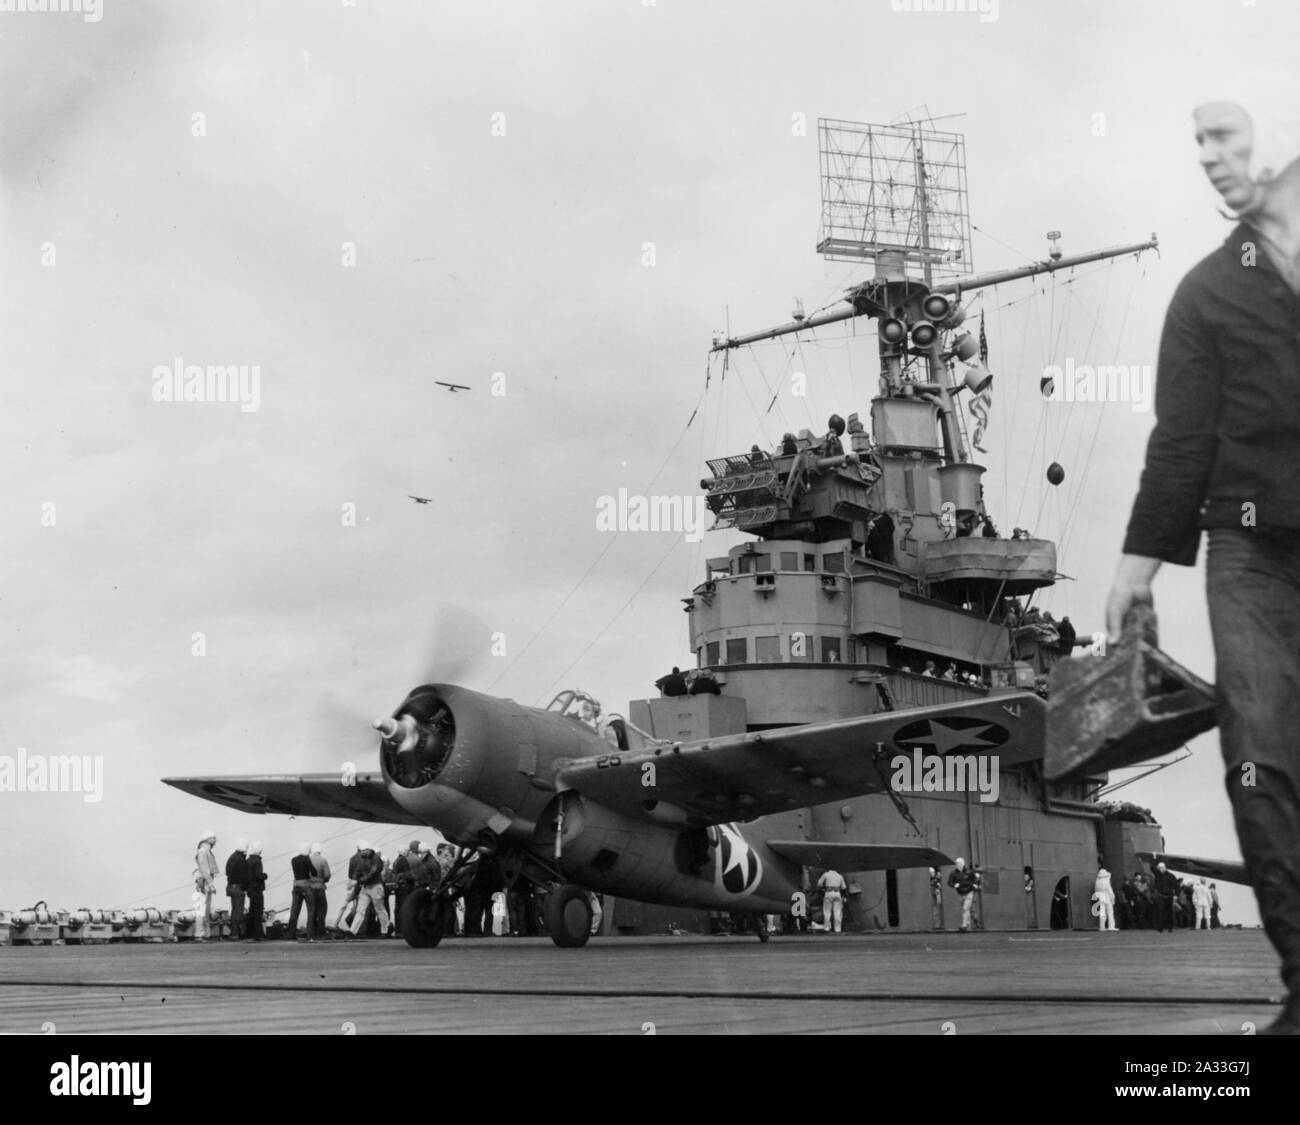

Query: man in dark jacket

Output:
[1106, 74, 1300, 1033]
[245, 842, 266, 941]
[225, 839, 250, 941]
[347, 841, 390, 937]
[286, 844, 316, 941]
[1152, 863, 1180, 933]
[654, 667, 688, 697]
[947, 858, 977, 932]
[1131, 871, 1151, 929]
[392, 839, 422, 937]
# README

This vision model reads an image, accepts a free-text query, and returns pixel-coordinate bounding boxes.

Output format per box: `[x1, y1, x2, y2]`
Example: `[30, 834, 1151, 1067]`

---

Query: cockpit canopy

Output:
[545, 689, 603, 721]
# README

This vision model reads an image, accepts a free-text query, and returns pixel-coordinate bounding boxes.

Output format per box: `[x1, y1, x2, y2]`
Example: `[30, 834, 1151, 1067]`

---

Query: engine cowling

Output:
[375, 684, 609, 845]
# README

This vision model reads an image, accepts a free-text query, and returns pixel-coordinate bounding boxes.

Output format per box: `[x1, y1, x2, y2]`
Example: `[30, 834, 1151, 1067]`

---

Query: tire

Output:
[399, 888, 444, 948]
[544, 885, 593, 948]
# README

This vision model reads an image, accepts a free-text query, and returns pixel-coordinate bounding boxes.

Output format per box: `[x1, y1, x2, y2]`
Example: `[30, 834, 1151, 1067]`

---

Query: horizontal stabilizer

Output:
[162, 774, 424, 825]
[1137, 851, 1248, 886]
[766, 840, 951, 871]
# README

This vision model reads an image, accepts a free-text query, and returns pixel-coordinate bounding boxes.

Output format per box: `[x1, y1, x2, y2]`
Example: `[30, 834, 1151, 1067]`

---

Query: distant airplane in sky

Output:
[408, 495, 433, 505]
[435, 381, 470, 392]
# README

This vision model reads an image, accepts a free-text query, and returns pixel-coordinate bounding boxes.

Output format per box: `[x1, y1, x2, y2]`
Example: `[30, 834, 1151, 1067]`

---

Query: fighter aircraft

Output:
[434, 381, 470, 392]
[163, 682, 1048, 947]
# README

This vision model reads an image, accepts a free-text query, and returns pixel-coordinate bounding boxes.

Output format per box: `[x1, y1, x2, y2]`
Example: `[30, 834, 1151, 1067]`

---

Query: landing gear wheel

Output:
[545, 885, 593, 948]
[399, 888, 444, 948]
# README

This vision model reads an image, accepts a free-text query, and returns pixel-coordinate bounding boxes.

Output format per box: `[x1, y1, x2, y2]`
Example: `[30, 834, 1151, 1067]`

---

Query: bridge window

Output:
[705, 641, 720, 666]
[780, 551, 799, 571]
[737, 555, 755, 574]
[789, 632, 813, 662]
[804, 554, 816, 572]
[755, 635, 781, 662]
[823, 553, 845, 574]
[821, 637, 842, 663]
[755, 553, 772, 572]
[725, 638, 748, 664]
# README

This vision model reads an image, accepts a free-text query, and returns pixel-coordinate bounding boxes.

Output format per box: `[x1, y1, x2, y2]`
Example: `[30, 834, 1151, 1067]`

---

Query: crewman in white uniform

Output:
[818, 869, 847, 933]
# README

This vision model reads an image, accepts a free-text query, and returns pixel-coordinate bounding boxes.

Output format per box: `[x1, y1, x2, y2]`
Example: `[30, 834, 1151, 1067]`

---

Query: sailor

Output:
[193, 831, 218, 942]
[1106, 72, 1300, 1033]
[929, 867, 944, 931]
[817, 869, 847, 933]
[334, 875, 360, 934]
[981, 517, 998, 538]
[309, 844, 331, 941]
[1092, 867, 1117, 931]
[866, 512, 895, 564]
[1151, 862, 1180, 933]
[393, 839, 422, 935]
[1024, 866, 1037, 930]
[1210, 883, 1222, 928]
[1057, 615, 1077, 654]
[286, 843, 316, 941]
[223, 838, 249, 941]
[1193, 878, 1214, 930]
[748, 443, 765, 464]
[947, 858, 977, 932]
[822, 414, 846, 457]
[654, 667, 688, 697]
[922, 660, 936, 677]
[246, 842, 266, 941]
[1179, 879, 1196, 929]
[689, 669, 721, 695]
[348, 841, 390, 938]
[970, 864, 985, 930]
[1119, 874, 1136, 929]
[1131, 871, 1151, 929]
[779, 433, 798, 456]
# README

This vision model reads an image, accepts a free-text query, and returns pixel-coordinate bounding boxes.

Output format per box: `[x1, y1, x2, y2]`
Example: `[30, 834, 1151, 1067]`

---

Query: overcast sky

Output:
[2, 0, 1294, 926]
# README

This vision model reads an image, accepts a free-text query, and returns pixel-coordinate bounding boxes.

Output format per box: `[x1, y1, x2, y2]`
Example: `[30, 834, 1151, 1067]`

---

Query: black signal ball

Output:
[1046, 462, 1065, 486]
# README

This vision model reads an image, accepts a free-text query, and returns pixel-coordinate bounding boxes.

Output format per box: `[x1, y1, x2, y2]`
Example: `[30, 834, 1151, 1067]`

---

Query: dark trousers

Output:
[287, 882, 318, 938]
[1208, 530, 1300, 995]
[228, 887, 245, 938]
[464, 889, 487, 936]
[1132, 898, 1148, 929]
[247, 892, 264, 939]
[310, 887, 328, 938]
[1156, 895, 1174, 931]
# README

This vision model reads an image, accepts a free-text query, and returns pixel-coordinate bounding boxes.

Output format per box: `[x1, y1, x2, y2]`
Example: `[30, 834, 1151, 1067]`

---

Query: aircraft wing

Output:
[555, 693, 1043, 826]
[161, 773, 425, 826]
[1137, 851, 1249, 886]
[766, 841, 951, 871]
